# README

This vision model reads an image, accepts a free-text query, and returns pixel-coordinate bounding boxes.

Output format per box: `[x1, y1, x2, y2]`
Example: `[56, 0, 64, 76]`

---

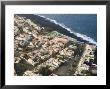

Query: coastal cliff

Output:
[14, 15, 97, 76]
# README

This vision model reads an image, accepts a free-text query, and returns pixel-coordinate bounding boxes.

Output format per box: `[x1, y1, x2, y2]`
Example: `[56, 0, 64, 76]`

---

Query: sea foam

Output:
[36, 14, 97, 45]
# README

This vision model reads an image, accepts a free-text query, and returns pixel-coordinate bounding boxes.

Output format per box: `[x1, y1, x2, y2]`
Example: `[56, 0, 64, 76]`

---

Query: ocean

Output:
[38, 14, 97, 45]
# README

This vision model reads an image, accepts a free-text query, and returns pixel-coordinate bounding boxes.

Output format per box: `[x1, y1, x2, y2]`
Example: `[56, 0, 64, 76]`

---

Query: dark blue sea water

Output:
[38, 14, 97, 44]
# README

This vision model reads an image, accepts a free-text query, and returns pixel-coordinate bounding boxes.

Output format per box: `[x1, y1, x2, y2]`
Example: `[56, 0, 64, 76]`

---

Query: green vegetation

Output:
[22, 47, 29, 52]
[38, 66, 52, 76]
[81, 70, 91, 76]
[71, 58, 80, 73]
[74, 44, 85, 56]
[14, 59, 33, 76]
[41, 27, 53, 35]
[18, 28, 24, 34]
[14, 15, 97, 76]
[23, 54, 30, 60]
[14, 63, 29, 76]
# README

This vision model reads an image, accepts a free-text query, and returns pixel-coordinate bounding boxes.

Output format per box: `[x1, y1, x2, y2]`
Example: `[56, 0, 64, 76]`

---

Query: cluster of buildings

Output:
[14, 15, 96, 76]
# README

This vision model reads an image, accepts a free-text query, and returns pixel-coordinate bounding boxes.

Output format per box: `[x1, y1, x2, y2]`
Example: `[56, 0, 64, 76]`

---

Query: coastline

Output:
[17, 14, 96, 46]
[14, 14, 97, 76]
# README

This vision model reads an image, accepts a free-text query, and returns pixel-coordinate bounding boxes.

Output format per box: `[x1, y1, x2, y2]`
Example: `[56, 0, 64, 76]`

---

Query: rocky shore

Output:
[14, 15, 97, 76]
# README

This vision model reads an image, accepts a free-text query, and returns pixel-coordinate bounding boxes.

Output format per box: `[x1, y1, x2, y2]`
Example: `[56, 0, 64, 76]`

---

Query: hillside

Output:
[14, 15, 97, 76]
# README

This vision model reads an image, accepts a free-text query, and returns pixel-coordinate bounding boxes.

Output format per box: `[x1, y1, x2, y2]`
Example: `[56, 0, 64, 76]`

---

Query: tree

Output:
[38, 66, 52, 76]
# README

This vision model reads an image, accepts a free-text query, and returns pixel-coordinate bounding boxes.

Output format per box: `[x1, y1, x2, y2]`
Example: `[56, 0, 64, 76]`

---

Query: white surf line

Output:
[36, 14, 97, 45]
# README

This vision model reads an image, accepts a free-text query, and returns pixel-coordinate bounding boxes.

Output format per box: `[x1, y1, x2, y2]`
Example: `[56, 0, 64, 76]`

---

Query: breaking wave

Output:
[36, 14, 97, 45]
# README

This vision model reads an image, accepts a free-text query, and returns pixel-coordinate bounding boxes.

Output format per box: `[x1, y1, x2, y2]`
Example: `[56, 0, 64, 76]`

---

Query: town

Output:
[14, 15, 97, 76]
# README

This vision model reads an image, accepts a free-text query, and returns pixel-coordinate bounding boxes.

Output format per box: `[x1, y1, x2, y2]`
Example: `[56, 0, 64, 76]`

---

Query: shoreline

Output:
[14, 15, 97, 76]
[17, 14, 96, 46]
